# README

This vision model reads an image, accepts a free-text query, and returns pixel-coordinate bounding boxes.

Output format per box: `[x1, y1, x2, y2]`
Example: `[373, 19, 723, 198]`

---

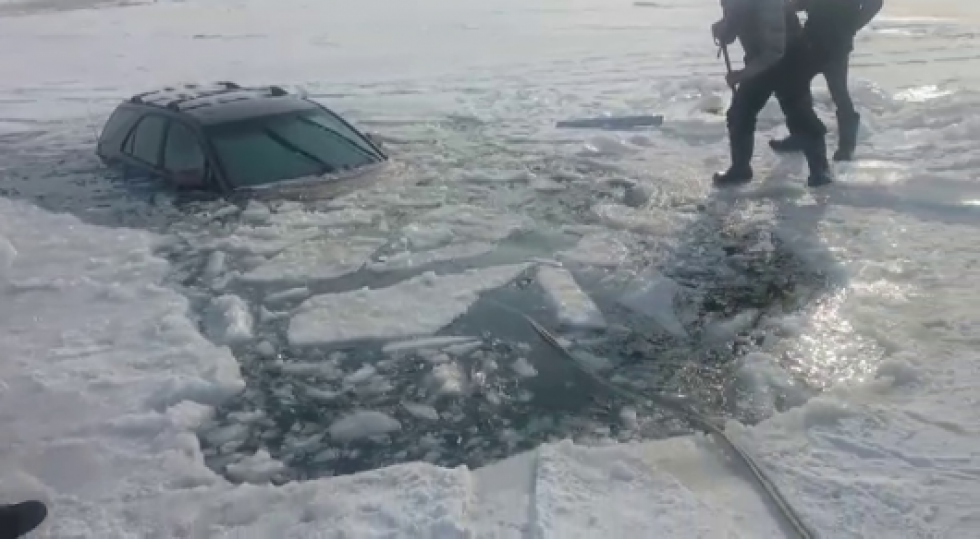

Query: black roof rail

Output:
[268, 85, 288, 96]
[129, 82, 243, 105]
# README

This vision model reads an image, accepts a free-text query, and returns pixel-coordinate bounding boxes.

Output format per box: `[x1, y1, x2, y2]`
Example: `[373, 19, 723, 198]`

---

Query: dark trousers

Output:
[822, 51, 858, 124]
[780, 48, 859, 142]
[727, 44, 827, 171]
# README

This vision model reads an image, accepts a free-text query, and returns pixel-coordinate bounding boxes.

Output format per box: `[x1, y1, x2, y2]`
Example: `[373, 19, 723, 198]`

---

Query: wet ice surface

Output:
[145, 148, 842, 479]
[1, 106, 848, 479]
[0, 0, 918, 479]
[3, 0, 980, 536]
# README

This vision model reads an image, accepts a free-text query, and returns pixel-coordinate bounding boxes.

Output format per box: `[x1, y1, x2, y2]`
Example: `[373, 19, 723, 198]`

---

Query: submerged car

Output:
[96, 81, 389, 198]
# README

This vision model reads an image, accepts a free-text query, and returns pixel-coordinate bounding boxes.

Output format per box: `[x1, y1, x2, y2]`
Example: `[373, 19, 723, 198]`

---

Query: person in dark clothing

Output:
[769, 0, 884, 161]
[712, 0, 834, 187]
[0, 500, 47, 539]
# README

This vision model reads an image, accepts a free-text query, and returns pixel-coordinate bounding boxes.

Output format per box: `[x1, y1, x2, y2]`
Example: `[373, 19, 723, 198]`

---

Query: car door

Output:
[161, 120, 217, 192]
[119, 114, 169, 180]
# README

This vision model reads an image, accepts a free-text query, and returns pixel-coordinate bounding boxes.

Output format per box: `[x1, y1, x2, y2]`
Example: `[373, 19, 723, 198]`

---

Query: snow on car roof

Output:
[131, 82, 316, 125]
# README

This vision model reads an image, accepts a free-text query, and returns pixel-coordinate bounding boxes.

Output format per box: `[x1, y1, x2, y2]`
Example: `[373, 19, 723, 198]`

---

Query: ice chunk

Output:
[166, 401, 215, 431]
[239, 236, 386, 285]
[511, 357, 538, 378]
[536, 266, 606, 330]
[204, 423, 250, 446]
[225, 449, 287, 484]
[368, 242, 496, 272]
[277, 206, 381, 228]
[401, 401, 441, 421]
[410, 204, 529, 244]
[271, 360, 343, 380]
[430, 363, 466, 396]
[254, 340, 277, 359]
[264, 287, 311, 307]
[558, 233, 630, 268]
[382, 336, 480, 354]
[328, 410, 402, 442]
[241, 201, 272, 224]
[202, 294, 254, 345]
[344, 365, 377, 385]
[288, 264, 529, 346]
[697, 93, 726, 115]
[619, 407, 639, 429]
[442, 340, 483, 356]
[202, 250, 226, 281]
[618, 269, 688, 338]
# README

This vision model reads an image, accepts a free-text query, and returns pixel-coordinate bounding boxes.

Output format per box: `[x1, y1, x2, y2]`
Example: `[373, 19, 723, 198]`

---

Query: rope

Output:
[520, 314, 815, 539]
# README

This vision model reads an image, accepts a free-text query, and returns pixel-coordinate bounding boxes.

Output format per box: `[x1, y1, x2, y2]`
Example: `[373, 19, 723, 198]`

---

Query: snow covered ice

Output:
[2, 0, 980, 537]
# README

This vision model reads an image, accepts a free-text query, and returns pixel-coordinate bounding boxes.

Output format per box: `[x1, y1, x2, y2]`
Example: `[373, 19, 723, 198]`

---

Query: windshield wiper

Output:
[263, 128, 336, 174]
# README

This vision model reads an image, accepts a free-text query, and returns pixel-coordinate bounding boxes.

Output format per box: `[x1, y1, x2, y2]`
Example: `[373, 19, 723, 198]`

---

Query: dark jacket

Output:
[717, 0, 803, 80]
[796, 0, 884, 54]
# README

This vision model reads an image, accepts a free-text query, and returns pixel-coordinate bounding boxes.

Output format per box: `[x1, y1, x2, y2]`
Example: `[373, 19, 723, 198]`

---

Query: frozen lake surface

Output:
[1, 0, 979, 536]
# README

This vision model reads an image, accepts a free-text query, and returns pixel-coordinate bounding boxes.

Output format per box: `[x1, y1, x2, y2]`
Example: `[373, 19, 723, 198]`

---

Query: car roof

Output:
[184, 95, 317, 126]
[128, 82, 320, 126]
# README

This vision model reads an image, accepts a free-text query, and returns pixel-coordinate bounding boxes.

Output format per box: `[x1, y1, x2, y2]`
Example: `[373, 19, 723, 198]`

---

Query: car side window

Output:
[99, 108, 139, 149]
[163, 122, 209, 188]
[123, 115, 168, 166]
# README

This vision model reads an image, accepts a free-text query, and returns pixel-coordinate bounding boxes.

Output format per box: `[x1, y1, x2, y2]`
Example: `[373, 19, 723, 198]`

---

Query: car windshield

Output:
[207, 108, 384, 188]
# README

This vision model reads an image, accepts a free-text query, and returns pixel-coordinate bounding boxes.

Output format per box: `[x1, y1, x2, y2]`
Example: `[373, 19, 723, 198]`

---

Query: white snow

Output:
[2, 0, 980, 537]
[288, 264, 529, 346]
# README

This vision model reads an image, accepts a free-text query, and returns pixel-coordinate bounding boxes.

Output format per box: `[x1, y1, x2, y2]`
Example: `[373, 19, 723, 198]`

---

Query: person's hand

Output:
[725, 69, 744, 89]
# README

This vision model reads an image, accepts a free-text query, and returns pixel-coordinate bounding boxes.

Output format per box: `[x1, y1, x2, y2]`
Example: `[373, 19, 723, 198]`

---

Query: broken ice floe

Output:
[239, 236, 386, 285]
[618, 269, 688, 338]
[536, 265, 607, 330]
[288, 264, 530, 346]
[328, 410, 402, 442]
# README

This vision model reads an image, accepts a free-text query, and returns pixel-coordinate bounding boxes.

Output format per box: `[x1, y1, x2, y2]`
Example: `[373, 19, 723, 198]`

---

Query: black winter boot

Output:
[802, 135, 834, 187]
[713, 166, 753, 185]
[714, 130, 754, 186]
[769, 135, 804, 153]
[0, 500, 47, 539]
[834, 112, 860, 161]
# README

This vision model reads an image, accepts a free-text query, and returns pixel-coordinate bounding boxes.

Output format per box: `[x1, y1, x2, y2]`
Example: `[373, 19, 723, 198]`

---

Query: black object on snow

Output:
[0, 501, 48, 539]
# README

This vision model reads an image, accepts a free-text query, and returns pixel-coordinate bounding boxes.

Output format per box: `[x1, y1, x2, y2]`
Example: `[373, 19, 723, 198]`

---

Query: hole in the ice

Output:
[190, 220, 861, 485]
[0, 122, 887, 487]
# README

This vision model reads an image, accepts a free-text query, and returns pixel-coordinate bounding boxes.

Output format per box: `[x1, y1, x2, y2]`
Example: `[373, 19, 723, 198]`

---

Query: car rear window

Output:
[207, 109, 384, 188]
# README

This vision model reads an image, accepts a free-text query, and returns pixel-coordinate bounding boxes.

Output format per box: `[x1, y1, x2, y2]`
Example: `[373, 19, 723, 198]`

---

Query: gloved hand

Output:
[711, 19, 736, 46]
